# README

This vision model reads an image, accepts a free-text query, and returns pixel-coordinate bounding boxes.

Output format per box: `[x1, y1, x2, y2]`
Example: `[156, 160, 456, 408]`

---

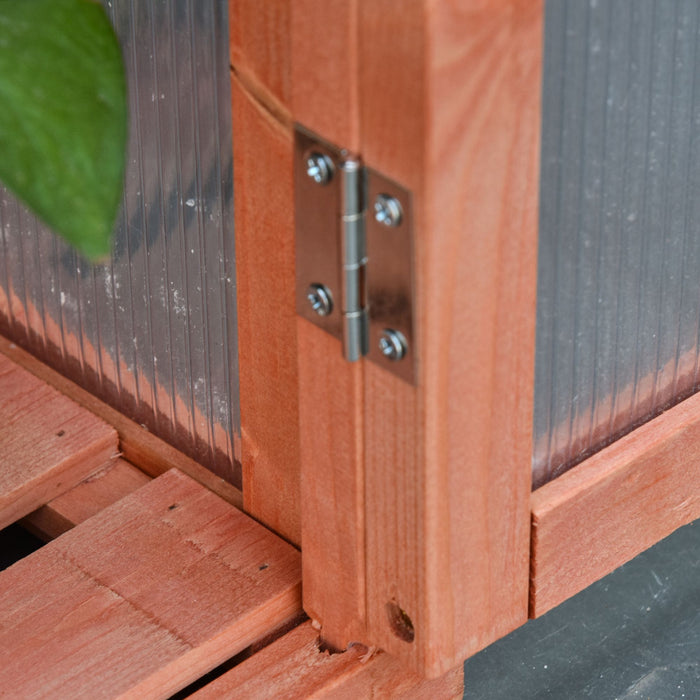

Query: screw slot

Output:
[374, 193, 403, 227]
[378, 329, 408, 361]
[306, 152, 334, 185]
[307, 283, 333, 317]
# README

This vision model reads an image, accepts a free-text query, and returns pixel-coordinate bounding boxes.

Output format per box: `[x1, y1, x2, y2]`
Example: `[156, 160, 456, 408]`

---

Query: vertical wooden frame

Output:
[290, 0, 369, 650]
[358, 1, 543, 676]
[230, 1, 301, 545]
[231, 0, 543, 679]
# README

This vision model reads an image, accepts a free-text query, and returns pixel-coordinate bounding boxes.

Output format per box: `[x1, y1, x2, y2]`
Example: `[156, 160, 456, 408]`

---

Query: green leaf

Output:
[0, 0, 127, 260]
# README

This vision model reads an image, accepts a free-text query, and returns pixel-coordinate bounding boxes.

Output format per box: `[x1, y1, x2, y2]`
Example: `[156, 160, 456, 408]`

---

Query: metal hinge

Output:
[294, 125, 415, 384]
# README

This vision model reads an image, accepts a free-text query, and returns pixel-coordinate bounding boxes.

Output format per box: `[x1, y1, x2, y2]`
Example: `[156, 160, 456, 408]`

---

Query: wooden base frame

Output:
[531, 390, 700, 617]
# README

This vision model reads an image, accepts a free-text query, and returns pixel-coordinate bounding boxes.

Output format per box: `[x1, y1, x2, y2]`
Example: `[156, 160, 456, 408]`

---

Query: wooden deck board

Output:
[0, 469, 302, 699]
[0, 335, 243, 512]
[0, 353, 118, 530]
[191, 620, 464, 699]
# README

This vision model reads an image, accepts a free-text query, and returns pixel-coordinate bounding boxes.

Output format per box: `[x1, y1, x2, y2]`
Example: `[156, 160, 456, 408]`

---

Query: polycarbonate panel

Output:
[0, 0, 240, 485]
[534, 0, 700, 488]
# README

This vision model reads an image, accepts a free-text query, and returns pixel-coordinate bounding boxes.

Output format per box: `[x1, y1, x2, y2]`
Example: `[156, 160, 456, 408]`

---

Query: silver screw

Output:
[307, 283, 333, 316]
[374, 194, 403, 227]
[378, 329, 407, 361]
[306, 152, 334, 185]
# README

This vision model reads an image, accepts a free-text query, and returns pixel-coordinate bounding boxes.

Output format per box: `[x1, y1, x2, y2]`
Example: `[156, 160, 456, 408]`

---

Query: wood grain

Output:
[0, 353, 118, 529]
[360, 0, 543, 676]
[531, 389, 700, 617]
[297, 323, 366, 648]
[23, 457, 150, 540]
[0, 335, 243, 511]
[229, 0, 291, 114]
[290, 0, 360, 149]
[231, 0, 543, 675]
[231, 0, 367, 628]
[230, 2, 302, 546]
[0, 469, 302, 699]
[191, 620, 464, 699]
[288, 1, 368, 650]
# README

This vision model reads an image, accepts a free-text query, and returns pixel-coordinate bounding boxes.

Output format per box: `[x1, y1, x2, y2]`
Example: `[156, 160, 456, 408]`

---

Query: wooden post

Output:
[358, 0, 543, 676]
[232, 0, 543, 677]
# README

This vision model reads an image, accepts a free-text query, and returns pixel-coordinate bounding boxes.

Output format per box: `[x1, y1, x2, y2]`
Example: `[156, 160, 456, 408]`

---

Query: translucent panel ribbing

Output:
[0, 1, 240, 485]
[535, 0, 700, 488]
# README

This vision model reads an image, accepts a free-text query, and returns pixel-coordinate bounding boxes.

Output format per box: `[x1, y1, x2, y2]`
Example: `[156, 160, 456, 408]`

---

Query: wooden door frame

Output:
[231, 0, 700, 680]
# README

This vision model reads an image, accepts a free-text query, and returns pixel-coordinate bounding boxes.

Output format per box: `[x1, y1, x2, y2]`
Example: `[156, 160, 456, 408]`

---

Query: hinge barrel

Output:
[340, 159, 368, 361]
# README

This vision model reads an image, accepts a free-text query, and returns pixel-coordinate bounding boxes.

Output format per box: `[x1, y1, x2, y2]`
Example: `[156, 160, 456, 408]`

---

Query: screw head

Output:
[378, 329, 408, 361]
[374, 194, 403, 227]
[306, 152, 334, 185]
[306, 283, 333, 316]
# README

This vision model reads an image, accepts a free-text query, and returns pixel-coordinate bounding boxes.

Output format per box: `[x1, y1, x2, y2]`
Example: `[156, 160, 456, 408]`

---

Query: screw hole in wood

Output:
[385, 600, 415, 643]
[56, 430, 65, 437]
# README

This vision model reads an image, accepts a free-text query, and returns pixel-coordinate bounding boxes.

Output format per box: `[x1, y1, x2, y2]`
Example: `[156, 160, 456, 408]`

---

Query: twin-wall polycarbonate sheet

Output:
[0, 0, 240, 485]
[535, 0, 700, 487]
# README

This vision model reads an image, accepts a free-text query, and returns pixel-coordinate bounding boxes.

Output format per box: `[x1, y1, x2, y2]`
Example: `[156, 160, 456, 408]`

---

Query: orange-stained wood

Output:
[231, 0, 367, 629]
[290, 0, 368, 649]
[230, 1, 302, 546]
[360, 0, 543, 676]
[231, 0, 542, 675]
[0, 335, 243, 511]
[531, 390, 700, 617]
[23, 457, 150, 540]
[190, 620, 464, 700]
[297, 323, 366, 648]
[0, 469, 302, 699]
[0, 353, 118, 530]
[290, 0, 360, 149]
[229, 0, 291, 114]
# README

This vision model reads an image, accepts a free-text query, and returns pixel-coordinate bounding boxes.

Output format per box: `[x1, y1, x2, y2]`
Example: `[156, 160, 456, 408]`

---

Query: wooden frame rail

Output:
[531, 389, 700, 617]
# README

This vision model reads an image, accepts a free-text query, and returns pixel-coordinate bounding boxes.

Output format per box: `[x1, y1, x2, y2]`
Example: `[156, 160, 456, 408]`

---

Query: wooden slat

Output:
[0, 353, 118, 529]
[190, 620, 464, 699]
[297, 324, 366, 648]
[290, 1, 368, 650]
[23, 457, 150, 540]
[530, 390, 700, 617]
[229, 1, 302, 546]
[0, 469, 302, 699]
[0, 335, 243, 511]
[230, 1, 367, 590]
[359, 0, 543, 676]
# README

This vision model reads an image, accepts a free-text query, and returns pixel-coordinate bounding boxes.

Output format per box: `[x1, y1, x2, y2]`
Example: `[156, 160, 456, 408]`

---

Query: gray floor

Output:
[464, 521, 700, 699]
